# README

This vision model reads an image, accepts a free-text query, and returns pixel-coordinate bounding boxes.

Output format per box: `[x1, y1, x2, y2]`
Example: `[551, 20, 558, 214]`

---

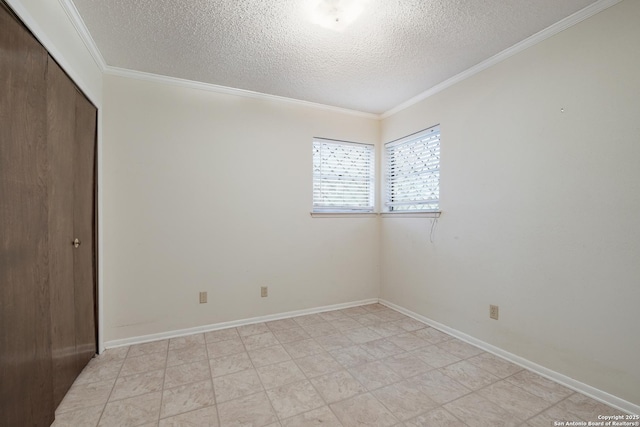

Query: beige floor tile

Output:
[265, 318, 298, 331]
[559, 393, 620, 421]
[217, 392, 278, 427]
[292, 314, 326, 327]
[374, 310, 408, 322]
[57, 306, 613, 427]
[354, 313, 384, 327]
[272, 327, 310, 343]
[504, 370, 574, 404]
[237, 323, 271, 337]
[315, 333, 354, 351]
[310, 370, 366, 403]
[392, 318, 427, 332]
[295, 352, 343, 378]
[164, 359, 211, 389]
[283, 339, 325, 359]
[412, 327, 453, 344]
[56, 379, 115, 414]
[205, 328, 239, 343]
[444, 393, 521, 427]
[466, 353, 522, 379]
[341, 306, 370, 317]
[382, 352, 433, 378]
[372, 381, 439, 421]
[362, 303, 388, 312]
[74, 358, 124, 385]
[98, 391, 162, 427]
[160, 380, 216, 418]
[301, 322, 339, 338]
[329, 318, 363, 331]
[414, 345, 461, 368]
[330, 393, 398, 427]
[360, 339, 405, 359]
[249, 344, 292, 368]
[159, 405, 219, 426]
[210, 352, 253, 377]
[348, 360, 403, 391]
[386, 332, 429, 351]
[404, 407, 467, 426]
[257, 360, 307, 390]
[207, 338, 246, 358]
[436, 340, 484, 360]
[366, 322, 406, 338]
[110, 369, 164, 401]
[243, 332, 281, 351]
[344, 327, 383, 344]
[406, 370, 470, 404]
[440, 361, 500, 391]
[119, 351, 168, 377]
[319, 310, 349, 321]
[280, 406, 343, 427]
[169, 333, 205, 350]
[167, 343, 208, 367]
[330, 345, 378, 368]
[51, 404, 104, 427]
[213, 369, 264, 403]
[526, 402, 581, 427]
[477, 380, 551, 420]
[128, 340, 169, 358]
[266, 380, 324, 419]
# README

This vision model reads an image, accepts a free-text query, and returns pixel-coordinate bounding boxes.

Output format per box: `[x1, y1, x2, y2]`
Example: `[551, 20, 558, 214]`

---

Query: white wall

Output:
[102, 75, 380, 341]
[380, 0, 640, 406]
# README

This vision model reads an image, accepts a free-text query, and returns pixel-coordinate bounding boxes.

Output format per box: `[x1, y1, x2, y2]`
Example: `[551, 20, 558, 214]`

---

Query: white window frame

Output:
[312, 138, 375, 214]
[384, 125, 441, 214]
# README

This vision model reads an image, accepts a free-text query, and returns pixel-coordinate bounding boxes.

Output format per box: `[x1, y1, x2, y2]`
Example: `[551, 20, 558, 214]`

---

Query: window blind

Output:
[313, 138, 375, 213]
[385, 126, 440, 211]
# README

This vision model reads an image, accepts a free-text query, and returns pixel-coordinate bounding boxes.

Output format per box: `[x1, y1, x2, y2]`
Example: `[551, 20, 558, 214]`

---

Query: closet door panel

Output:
[46, 56, 79, 408]
[73, 91, 97, 367]
[0, 4, 54, 426]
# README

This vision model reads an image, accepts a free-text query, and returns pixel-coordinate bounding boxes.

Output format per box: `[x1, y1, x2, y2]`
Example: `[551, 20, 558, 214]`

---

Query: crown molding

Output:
[380, 0, 623, 119]
[4, 0, 101, 104]
[58, 0, 106, 71]
[103, 66, 380, 119]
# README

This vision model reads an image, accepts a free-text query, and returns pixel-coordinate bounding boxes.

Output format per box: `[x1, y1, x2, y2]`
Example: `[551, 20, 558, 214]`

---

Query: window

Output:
[385, 125, 440, 212]
[312, 138, 375, 213]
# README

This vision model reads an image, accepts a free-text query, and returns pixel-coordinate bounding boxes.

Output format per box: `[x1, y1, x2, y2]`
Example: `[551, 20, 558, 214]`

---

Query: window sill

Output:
[310, 212, 377, 218]
[380, 211, 441, 218]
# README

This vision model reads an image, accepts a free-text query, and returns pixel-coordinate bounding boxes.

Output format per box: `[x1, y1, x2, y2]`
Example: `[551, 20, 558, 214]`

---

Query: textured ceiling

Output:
[71, 0, 598, 114]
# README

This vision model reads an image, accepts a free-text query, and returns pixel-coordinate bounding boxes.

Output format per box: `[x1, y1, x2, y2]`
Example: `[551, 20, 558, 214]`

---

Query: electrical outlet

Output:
[199, 292, 207, 304]
[261, 286, 268, 298]
[489, 304, 499, 320]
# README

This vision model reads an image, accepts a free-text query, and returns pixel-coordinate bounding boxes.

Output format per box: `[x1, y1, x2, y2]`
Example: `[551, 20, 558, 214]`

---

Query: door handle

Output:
[72, 238, 81, 248]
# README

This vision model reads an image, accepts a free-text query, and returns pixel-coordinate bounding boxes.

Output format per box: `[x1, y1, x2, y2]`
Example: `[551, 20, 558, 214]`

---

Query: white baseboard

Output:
[379, 299, 639, 416]
[104, 298, 378, 349]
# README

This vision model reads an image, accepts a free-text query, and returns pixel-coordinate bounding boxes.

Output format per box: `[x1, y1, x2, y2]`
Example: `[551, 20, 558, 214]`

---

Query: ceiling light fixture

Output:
[310, 0, 366, 32]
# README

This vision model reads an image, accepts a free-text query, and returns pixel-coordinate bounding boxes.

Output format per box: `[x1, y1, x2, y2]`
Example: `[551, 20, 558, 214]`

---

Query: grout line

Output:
[202, 331, 222, 427]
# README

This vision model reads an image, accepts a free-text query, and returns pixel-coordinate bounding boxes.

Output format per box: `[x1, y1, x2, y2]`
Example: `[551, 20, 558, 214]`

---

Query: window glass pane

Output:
[385, 126, 440, 211]
[313, 138, 375, 213]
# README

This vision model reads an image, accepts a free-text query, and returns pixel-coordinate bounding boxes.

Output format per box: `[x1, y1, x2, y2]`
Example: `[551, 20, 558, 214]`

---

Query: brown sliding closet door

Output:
[73, 88, 98, 372]
[0, 4, 54, 427]
[1, 2, 98, 423]
[47, 56, 82, 407]
[47, 56, 98, 408]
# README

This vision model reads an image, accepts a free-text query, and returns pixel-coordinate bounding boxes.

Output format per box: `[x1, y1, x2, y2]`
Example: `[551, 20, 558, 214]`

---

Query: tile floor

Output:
[52, 304, 622, 426]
